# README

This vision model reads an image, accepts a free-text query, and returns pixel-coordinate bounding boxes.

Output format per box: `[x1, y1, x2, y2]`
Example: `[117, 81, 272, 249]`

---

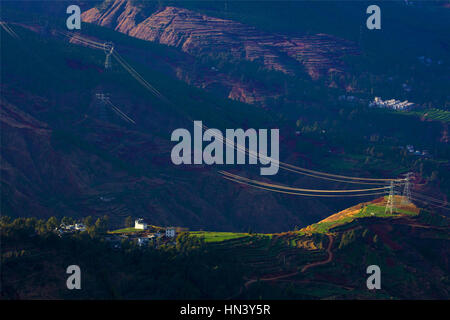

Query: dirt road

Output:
[227, 234, 335, 299]
[301, 234, 334, 273]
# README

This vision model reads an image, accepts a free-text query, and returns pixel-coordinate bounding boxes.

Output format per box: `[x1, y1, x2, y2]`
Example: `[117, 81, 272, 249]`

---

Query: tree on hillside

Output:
[61, 216, 74, 226]
[94, 216, 109, 233]
[83, 216, 93, 227]
[46, 217, 59, 231]
[125, 216, 134, 228]
[102, 215, 109, 230]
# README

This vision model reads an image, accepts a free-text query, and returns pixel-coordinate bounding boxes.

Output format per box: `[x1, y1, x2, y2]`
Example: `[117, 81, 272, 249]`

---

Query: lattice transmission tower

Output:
[402, 172, 412, 205]
[95, 92, 110, 120]
[103, 42, 114, 70]
[385, 181, 395, 215]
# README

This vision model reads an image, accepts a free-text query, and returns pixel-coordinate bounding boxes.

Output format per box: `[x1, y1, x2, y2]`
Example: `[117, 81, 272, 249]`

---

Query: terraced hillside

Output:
[207, 198, 449, 299]
[1, 197, 448, 299]
[82, 3, 359, 80]
[181, 196, 448, 299]
[302, 195, 420, 234]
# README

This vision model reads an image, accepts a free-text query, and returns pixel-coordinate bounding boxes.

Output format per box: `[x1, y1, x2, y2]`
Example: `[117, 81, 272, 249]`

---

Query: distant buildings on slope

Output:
[338, 95, 358, 103]
[55, 223, 86, 236]
[369, 97, 415, 110]
[165, 227, 176, 238]
[55, 217, 181, 249]
[127, 218, 179, 247]
[401, 145, 430, 157]
[337, 95, 417, 111]
[417, 55, 444, 67]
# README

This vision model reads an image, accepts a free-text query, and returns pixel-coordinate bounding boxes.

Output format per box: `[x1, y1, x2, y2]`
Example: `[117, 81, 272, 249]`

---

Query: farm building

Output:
[135, 218, 148, 230]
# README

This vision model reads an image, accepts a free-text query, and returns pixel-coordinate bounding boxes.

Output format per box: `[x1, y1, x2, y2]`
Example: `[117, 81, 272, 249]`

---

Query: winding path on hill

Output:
[226, 270, 300, 300]
[243, 270, 300, 289]
[301, 234, 334, 273]
[226, 234, 335, 299]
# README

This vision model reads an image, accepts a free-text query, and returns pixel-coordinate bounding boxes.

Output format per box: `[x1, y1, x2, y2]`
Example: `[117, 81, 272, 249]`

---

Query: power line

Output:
[112, 51, 167, 101]
[106, 100, 136, 124]
[18, 27, 448, 214]
[219, 171, 391, 194]
[57, 30, 105, 49]
[409, 196, 450, 211]
[62, 31, 402, 187]
[95, 92, 136, 124]
[0, 21, 20, 39]
[393, 184, 450, 209]
[221, 175, 388, 198]
[199, 123, 403, 186]
[58, 30, 408, 196]
[410, 191, 449, 206]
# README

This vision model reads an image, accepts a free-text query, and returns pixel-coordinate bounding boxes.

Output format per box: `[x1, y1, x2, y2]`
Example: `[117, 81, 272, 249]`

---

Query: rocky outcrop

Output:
[174, 65, 280, 105]
[82, 1, 358, 80]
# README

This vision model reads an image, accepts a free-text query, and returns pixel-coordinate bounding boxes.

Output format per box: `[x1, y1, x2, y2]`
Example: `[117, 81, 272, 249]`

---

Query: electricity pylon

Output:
[385, 181, 395, 215]
[402, 172, 412, 205]
[95, 92, 110, 120]
[95, 92, 110, 104]
[104, 42, 114, 70]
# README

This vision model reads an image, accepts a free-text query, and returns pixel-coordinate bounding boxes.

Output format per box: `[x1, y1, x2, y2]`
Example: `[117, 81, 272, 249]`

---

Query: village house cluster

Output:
[401, 145, 430, 157]
[338, 95, 358, 103]
[105, 218, 182, 250]
[55, 223, 86, 236]
[417, 55, 444, 67]
[369, 97, 415, 110]
[54, 217, 182, 250]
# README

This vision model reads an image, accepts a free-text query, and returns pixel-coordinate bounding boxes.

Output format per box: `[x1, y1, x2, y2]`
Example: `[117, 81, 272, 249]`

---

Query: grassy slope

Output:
[112, 196, 420, 241]
[108, 227, 141, 234]
[2, 199, 448, 299]
[188, 231, 249, 242]
[222, 202, 449, 299]
[301, 196, 420, 234]
[405, 108, 450, 123]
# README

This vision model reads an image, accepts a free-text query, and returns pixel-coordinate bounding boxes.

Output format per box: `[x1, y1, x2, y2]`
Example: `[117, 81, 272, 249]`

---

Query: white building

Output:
[369, 97, 414, 111]
[135, 218, 147, 230]
[165, 228, 176, 238]
[75, 223, 86, 231]
[137, 237, 149, 247]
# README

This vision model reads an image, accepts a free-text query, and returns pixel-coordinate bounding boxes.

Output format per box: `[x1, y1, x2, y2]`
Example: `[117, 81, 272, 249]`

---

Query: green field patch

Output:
[108, 227, 142, 234]
[358, 204, 418, 218]
[305, 204, 419, 234]
[405, 108, 450, 123]
[189, 231, 250, 242]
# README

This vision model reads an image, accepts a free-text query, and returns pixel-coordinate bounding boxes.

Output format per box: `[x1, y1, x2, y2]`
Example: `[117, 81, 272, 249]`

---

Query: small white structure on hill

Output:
[137, 237, 149, 247]
[369, 97, 414, 110]
[75, 223, 86, 231]
[135, 218, 147, 230]
[165, 227, 176, 238]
